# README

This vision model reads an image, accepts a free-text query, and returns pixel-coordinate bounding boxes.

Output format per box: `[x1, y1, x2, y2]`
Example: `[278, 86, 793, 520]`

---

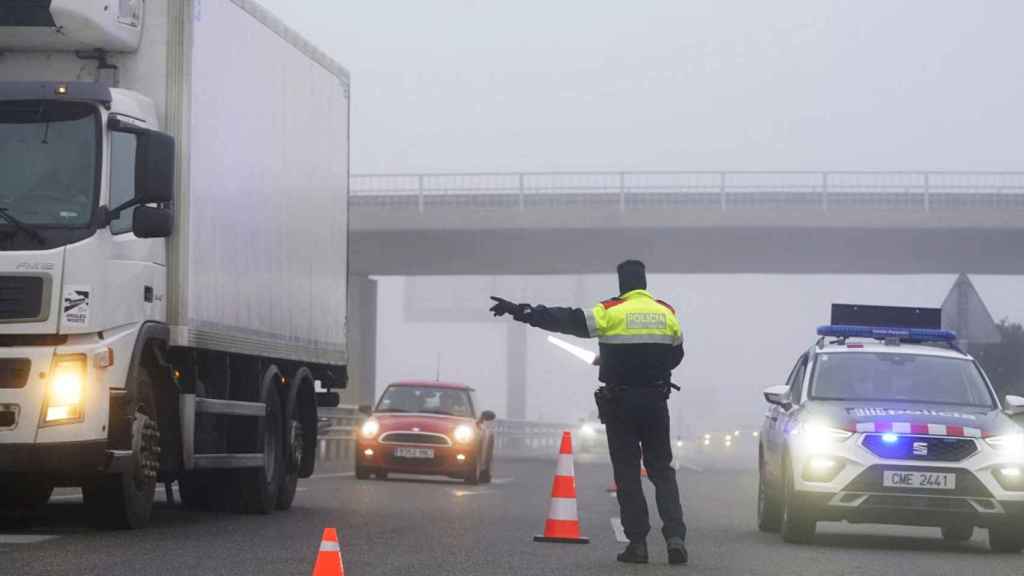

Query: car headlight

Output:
[986, 434, 1024, 460]
[43, 354, 87, 424]
[453, 424, 475, 444]
[580, 423, 596, 437]
[360, 419, 380, 439]
[791, 421, 852, 453]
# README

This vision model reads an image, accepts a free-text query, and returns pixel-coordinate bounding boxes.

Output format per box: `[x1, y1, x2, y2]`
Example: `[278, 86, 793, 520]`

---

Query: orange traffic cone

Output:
[534, 431, 590, 544]
[311, 528, 345, 576]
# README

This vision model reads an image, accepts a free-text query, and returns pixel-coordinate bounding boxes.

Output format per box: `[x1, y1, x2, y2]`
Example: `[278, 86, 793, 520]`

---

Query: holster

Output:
[594, 385, 621, 424]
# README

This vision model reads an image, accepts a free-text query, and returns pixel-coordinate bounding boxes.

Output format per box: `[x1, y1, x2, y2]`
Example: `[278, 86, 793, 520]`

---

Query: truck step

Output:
[191, 453, 265, 469]
[194, 397, 266, 417]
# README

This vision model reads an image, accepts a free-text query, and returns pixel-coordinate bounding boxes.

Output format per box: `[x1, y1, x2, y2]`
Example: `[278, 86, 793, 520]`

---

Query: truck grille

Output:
[0, 276, 45, 321]
[862, 434, 977, 462]
[0, 405, 17, 429]
[379, 432, 451, 446]
[0, 359, 30, 389]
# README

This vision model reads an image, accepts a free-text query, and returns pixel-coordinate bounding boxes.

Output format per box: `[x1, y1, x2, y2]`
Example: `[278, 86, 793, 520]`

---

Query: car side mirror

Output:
[480, 410, 496, 422]
[763, 385, 792, 410]
[1004, 395, 1024, 416]
[132, 205, 173, 238]
[357, 404, 373, 416]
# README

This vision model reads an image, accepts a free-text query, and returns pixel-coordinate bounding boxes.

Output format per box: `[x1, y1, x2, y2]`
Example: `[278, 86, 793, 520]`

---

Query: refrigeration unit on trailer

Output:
[0, 0, 349, 527]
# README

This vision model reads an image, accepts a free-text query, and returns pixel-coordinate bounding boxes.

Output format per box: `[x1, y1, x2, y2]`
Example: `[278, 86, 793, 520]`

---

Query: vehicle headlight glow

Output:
[44, 354, 86, 423]
[453, 424, 475, 444]
[360, 419, 380, 439]
[986, 434, 1024, 460]
[792, 421, 852, 453]
[580, 423, 596, 437]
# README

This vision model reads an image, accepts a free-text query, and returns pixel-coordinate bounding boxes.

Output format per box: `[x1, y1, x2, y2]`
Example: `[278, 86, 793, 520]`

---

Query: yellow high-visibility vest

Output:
[583, 289, 682, 346]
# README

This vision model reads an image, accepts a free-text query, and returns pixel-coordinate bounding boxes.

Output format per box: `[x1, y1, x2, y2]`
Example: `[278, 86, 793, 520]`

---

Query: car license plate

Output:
[394, 447, 434, 459]
[882, 470, 956, 490]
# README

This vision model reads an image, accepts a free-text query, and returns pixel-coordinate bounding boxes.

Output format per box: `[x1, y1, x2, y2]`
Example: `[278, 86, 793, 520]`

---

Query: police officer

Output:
[489, 260, 687, 565]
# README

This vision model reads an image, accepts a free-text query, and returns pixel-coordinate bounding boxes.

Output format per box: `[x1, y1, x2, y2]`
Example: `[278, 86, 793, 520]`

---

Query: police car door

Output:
[766, 353, 809, 479]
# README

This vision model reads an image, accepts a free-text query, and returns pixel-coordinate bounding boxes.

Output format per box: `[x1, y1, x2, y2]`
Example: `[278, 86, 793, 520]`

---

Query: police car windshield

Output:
[375, 386, 474, 418]
[809, 352, 995, 408]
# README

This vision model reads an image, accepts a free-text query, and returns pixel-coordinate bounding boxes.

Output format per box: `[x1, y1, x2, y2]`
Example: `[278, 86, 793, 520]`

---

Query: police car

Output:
[757, 304, 1024, 552]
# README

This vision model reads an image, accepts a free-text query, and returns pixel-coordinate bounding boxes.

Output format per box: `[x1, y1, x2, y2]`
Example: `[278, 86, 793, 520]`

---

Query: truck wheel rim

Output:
[132, 411, 160, 492]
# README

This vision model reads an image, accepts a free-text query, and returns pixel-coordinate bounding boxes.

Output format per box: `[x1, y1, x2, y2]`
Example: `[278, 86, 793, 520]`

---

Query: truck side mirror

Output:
[134, 129, 175, 204]
[132, 205, 172, 238]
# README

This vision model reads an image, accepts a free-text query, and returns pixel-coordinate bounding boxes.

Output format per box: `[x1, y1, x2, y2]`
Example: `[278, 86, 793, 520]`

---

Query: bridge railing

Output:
[315, 407, 574, 466]
[351, 171, 1024, 213]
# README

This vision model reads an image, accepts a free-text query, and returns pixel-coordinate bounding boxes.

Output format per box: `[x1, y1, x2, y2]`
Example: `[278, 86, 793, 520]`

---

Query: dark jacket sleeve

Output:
[520, 305, 590, 339]
[669, 344, 685, 370]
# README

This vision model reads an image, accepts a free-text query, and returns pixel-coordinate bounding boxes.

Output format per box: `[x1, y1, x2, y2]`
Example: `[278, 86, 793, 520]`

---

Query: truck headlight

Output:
[453, 424, 475, 444]
[360, 419, 380, 439]
[792, 421, 852, 453]
[43, 354, 87, 424]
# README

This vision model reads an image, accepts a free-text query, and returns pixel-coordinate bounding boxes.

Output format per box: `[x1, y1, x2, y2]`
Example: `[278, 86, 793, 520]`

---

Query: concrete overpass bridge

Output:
[350, 170, 1024, 276]
[344, 171, 1024, 415]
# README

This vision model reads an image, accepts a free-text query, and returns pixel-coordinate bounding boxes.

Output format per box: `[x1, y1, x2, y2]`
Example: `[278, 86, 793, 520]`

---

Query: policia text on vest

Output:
[488, 260, 689, 566]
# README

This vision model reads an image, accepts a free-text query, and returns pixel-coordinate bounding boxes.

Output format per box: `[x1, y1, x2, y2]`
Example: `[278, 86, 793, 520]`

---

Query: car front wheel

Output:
[757, 461, 781, 533]
[780, 460, 816, 544]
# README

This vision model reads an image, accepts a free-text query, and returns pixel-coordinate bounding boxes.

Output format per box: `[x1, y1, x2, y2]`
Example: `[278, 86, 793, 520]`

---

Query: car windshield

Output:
[375, 386, 474, 417]
[0, 100, 98, 226]
[810, 352, 995, 408]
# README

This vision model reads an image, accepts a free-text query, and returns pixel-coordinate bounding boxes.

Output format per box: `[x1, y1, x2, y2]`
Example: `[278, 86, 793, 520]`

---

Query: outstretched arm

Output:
[490, 297, 590, 338]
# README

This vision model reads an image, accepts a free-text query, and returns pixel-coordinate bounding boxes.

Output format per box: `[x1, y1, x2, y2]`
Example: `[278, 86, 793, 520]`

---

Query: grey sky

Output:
[262, 0, 1022, 173]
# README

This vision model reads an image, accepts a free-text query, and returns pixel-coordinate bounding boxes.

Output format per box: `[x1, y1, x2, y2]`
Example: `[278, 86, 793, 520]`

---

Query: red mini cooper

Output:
[356, 382, 497, 484]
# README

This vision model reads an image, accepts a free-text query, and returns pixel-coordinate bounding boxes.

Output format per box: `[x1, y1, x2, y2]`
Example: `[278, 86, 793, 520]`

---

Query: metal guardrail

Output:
[314, 407, 574, 464]
[351, 171, 1024, 213]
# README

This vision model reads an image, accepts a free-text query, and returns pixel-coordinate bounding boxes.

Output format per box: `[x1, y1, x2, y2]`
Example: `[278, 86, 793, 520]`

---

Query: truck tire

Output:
[757, 459, 782, 533]
[84, 366, 160, 529]
[989, 521, 1024, 553]
[238, 369, 284, 514]
[276, 391, 303, 510]
[0, 474, 53, 514]
[780, 463, 816, 544]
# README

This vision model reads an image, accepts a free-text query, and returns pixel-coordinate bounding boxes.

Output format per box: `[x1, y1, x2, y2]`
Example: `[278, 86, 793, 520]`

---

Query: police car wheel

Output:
[780, 464, 816, 544]
[940, 524, 973, 542]
[988, 522, 1024, 553]
[757, 463, 781, 533]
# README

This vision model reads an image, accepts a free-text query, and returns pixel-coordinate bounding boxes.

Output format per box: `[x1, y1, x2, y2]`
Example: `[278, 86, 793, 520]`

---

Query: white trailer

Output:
[0, 0, 349, 527]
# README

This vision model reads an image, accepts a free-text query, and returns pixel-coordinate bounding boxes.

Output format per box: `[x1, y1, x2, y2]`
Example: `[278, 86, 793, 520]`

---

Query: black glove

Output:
[489, 296, 533, 322]
[489, 296, 518, 318]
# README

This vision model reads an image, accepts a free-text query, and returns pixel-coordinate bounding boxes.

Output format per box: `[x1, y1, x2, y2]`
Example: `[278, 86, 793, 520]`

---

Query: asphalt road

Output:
[2, 456, 1023, 576]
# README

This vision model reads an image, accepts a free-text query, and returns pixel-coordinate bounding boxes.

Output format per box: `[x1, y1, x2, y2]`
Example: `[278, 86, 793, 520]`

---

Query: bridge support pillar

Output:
[347, 275, 378, 406]
[506, 322, 527, 420]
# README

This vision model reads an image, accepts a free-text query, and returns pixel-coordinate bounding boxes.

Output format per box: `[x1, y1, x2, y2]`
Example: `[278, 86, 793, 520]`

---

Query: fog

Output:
[255, 1, 1024, 431]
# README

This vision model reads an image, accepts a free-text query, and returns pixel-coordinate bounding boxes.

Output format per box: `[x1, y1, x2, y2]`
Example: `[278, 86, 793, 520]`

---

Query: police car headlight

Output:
[360, 419, 380, 439]
[453, 424, 475, 444]
[986, 434, 1024, 460]
[792, 421, 852, 453]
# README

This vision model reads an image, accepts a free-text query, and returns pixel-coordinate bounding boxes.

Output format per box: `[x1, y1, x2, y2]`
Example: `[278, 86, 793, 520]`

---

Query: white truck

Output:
[0, 0, 350, 528]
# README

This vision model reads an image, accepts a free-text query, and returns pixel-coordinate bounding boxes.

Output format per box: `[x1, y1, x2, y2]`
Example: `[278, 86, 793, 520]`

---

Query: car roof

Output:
[387, 380, 475, 391]
[814, 340, 973, 360]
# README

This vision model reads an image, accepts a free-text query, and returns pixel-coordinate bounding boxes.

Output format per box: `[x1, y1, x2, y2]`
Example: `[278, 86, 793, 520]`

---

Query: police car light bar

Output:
[831, 304, 941, 330]
[816, 324, 958, 343]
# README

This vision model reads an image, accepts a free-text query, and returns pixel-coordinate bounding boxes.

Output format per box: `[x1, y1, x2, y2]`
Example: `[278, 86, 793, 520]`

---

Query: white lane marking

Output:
[491, 477, 514, 485]
[610, 518, 629, 543]
[0, 535, 60, 544]
[452, 489, 496, 497]
[308, 472, 355, 480]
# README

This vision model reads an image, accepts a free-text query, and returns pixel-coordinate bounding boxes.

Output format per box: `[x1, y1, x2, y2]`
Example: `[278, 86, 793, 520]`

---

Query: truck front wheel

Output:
[84, 366, 160, 529]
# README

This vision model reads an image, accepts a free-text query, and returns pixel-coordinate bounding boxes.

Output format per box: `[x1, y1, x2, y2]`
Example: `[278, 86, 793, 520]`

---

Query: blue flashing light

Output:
[817, 324, 958, 343]
[881, 433, 899, 444]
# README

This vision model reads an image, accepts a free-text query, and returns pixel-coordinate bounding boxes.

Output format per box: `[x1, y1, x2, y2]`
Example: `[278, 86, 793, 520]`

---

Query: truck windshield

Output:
[0, 100, 98, 226]
[375, 386, 474, 417]
[810, 352, 995, 408]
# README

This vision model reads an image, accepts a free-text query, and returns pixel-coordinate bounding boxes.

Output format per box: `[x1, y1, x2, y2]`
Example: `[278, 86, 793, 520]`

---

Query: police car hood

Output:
[801, 400, 1015, 438]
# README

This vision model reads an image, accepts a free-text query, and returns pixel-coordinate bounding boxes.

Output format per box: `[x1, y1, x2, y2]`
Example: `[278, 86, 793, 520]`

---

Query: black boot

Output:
[666, 536, 688, 565]
[616, 540, 649, 564]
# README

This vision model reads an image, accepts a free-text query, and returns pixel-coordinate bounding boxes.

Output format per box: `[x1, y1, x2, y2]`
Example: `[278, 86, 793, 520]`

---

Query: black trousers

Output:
[605, 387, 686, 543]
